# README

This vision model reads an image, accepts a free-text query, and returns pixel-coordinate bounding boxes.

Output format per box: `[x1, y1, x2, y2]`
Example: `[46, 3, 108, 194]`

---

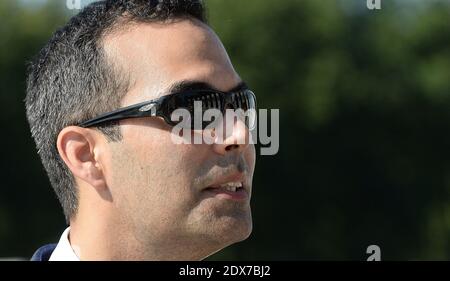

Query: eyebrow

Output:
[166, 80, 248, 96]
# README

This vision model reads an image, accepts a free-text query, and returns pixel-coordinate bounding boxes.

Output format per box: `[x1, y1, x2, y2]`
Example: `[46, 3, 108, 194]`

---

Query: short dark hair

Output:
[25, 0, 207, 222]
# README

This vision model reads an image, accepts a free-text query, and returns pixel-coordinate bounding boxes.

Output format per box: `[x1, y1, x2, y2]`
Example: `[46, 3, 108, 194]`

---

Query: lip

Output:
[203, 186, 248, 201]
[202, 173, 249, 201]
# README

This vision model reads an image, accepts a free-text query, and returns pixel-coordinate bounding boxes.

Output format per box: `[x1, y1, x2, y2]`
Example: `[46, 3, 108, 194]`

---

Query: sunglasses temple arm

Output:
[78, 103, 159, 128]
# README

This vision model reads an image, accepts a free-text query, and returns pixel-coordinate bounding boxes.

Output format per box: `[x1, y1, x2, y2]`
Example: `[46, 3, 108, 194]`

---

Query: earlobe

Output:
[57, 126, 106, 190]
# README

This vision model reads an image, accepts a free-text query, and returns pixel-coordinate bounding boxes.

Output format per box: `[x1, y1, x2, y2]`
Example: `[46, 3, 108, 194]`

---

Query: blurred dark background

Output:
[0, 0, 449, 260]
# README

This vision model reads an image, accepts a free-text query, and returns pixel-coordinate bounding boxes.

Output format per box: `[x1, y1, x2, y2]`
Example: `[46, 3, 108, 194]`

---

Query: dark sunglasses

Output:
[78, 88, 257, 130]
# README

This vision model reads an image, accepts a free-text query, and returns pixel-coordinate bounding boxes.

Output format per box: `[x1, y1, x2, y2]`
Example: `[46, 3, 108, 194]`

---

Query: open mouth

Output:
[216, 181, 243, 191]
[203, 181, 247, 200]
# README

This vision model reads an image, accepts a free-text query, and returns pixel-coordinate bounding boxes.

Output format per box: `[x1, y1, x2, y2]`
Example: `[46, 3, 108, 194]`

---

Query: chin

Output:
[190, 200, 253, 247]
[199, 221, 252, 260]
[189, 213, 253, 260]
[212, 212, 253, 246]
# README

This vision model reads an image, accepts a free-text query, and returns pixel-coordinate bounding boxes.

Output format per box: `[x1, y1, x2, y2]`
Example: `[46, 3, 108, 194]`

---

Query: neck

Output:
[68, 200, 219, 260]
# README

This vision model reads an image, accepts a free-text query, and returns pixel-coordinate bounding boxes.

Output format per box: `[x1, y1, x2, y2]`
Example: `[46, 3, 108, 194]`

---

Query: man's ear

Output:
[56, 126, 107, 191]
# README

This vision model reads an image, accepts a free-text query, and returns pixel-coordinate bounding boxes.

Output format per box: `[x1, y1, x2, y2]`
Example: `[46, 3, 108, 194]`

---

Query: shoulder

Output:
[30, 244, 57, 261]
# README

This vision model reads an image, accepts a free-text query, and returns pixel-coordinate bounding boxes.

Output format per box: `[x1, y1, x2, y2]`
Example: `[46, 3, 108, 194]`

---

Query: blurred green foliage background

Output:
[0, 0, 449, 260]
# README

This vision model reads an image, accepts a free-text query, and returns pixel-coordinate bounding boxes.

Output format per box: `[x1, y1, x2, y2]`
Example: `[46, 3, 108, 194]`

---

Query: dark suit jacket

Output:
[30, 244, 57, 261]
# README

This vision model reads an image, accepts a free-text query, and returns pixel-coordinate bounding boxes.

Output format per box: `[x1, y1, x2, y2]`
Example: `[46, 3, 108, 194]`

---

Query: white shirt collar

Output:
[49, 227, 80, 261]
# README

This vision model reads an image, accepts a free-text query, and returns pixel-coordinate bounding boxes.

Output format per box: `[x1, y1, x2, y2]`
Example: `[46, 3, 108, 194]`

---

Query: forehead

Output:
[102, 19, 241, 105]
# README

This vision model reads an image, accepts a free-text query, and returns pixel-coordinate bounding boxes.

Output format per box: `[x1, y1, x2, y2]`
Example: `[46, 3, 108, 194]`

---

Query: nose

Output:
[212, 111, 250, 156]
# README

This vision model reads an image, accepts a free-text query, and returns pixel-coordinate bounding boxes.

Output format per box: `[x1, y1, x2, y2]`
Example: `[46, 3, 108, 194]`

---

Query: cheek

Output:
[118, 120, 187, 181]
[108, 145, 191, 230]
[108, 124, 207, 217]
[245, 144, 256, 175]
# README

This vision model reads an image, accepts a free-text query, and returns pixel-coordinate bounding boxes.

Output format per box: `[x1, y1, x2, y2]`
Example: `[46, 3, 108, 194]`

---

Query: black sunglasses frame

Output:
[78, 89, 257, 129]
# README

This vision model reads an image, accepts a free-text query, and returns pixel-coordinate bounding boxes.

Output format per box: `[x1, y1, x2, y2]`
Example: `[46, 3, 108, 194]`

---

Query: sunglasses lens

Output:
[166, 89, 257, 130]
[245, 90, 257, 130]
[231, 90, 257, 130]
[166, 91, 222, 129]
[190, 91, 223, 130]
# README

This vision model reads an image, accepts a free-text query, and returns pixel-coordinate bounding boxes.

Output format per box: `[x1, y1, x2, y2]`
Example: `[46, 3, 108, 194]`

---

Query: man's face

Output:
[101, 19, 255, 258]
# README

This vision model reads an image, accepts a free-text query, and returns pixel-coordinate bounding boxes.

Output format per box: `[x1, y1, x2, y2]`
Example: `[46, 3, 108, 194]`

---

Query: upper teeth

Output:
[219, 182, 242, 192]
